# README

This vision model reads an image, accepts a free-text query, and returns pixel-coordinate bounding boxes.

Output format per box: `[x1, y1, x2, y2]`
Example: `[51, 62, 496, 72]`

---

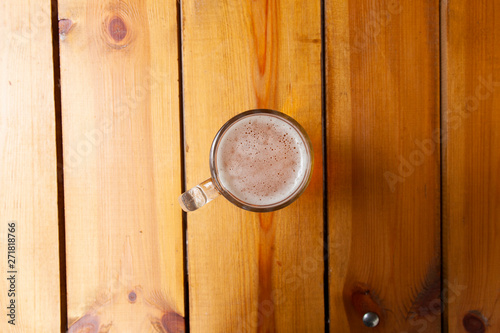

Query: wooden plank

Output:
[58, 0, 185, 331]
[0, 0, 61, 331]
[442, 0, 500, 331]
[326, 0, 441, 331]
[181, 0, 324, 331]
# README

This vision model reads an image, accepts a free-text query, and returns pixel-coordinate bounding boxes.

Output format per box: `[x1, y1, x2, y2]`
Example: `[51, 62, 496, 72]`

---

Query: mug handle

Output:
[179, 178, 220, 212]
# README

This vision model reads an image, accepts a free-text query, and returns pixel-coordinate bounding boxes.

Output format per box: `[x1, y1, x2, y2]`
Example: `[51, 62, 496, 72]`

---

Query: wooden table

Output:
[1, 0, 499, 332]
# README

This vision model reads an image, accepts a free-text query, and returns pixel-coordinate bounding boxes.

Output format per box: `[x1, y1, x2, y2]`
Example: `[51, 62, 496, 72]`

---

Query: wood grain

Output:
[442, 0, 500, 332]
[181, 0, 324, 331]
[58, 0, 184, 331]
[0, 0, 61, 331]
[326, 0, 441, 331]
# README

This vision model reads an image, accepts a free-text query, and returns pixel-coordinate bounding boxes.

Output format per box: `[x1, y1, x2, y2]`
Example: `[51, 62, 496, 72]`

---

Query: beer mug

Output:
[179, 109, 313, 212]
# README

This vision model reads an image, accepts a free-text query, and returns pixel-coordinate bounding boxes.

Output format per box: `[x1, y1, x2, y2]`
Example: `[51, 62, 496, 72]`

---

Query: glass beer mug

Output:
[179, 109, 313, 212]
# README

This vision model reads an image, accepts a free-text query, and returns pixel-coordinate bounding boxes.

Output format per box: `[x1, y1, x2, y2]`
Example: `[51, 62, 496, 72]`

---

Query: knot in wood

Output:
[463, 311, 486, 333]
[128, 290, 137, 303]
[161, 312, 185, 333]
[58, 19, 73, 36]
[108, 16, 127, 42]
[102, 13, 133, 49]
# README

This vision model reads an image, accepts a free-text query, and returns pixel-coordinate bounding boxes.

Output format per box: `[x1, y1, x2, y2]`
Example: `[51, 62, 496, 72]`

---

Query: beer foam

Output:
[215, 114, 309, 206]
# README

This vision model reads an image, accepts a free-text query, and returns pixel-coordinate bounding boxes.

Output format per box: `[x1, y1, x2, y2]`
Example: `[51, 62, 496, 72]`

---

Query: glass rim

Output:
[209, 109, 314, 212]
